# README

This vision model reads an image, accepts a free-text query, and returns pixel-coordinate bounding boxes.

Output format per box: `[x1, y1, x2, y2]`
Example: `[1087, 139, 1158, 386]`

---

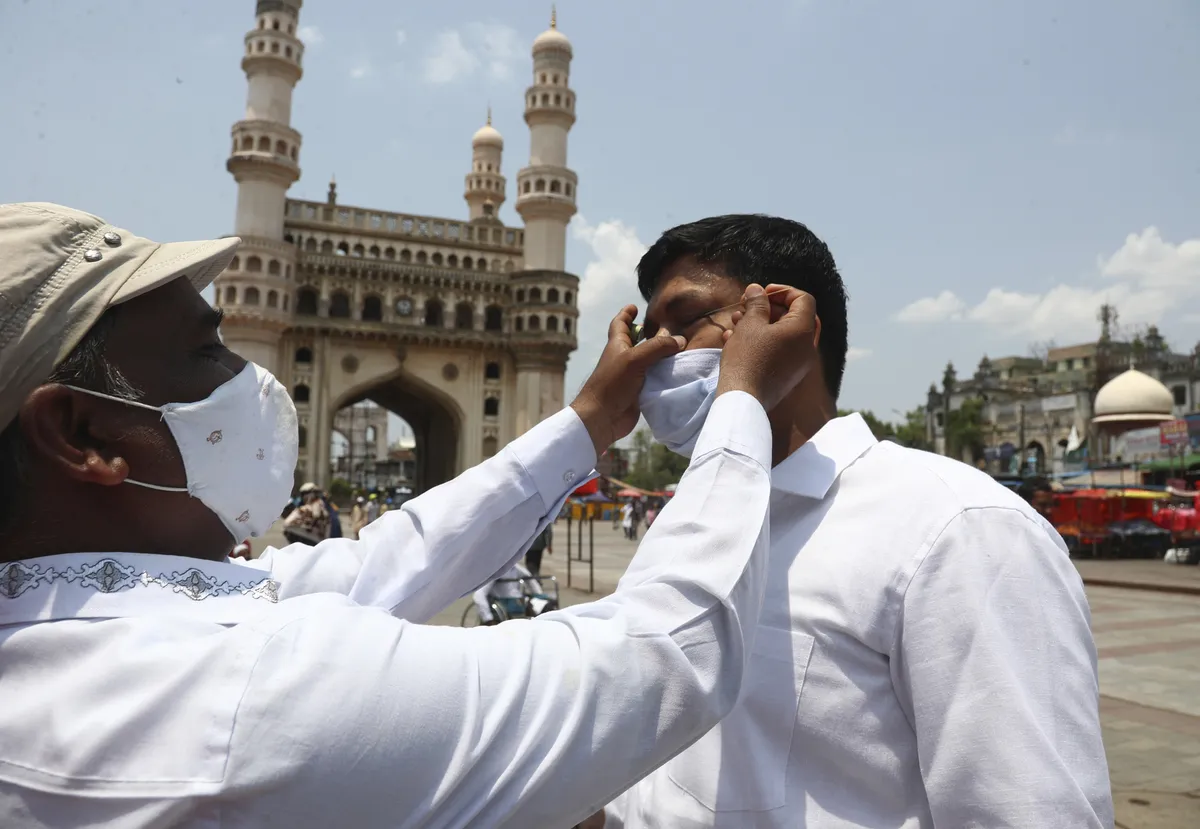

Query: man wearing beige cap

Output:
[0, 202, 821, 828]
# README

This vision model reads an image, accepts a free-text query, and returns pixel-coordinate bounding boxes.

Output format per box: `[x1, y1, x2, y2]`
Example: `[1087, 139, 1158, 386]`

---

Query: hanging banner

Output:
[1160, 420, 1189, 448]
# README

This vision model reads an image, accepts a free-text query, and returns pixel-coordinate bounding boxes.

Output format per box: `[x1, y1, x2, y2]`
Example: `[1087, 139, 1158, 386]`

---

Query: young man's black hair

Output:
[637, 214, 849, 399]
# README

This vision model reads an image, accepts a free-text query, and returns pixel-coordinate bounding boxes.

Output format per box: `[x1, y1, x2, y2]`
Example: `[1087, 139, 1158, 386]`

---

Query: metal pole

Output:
[589, 516, 595, 594]
[577, 516, 583, 563]
[566, 513, 573, 589]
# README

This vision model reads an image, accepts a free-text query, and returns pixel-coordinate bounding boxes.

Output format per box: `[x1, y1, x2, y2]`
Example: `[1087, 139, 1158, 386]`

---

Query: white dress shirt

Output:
[607, 413, 1114, 828]
[0, 392, 774, 829]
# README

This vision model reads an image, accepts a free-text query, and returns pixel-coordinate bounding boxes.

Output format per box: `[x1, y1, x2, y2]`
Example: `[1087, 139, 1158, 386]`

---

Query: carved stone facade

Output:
[214, 2, 581, 492]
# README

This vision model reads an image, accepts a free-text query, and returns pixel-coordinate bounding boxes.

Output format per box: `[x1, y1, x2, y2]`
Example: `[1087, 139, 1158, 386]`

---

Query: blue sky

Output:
[2, 0, 1197, 439]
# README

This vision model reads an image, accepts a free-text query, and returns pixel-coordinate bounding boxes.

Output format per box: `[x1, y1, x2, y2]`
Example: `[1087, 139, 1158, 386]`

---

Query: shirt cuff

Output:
[690, 390, 772, 472]
[506, 406, 598, 516]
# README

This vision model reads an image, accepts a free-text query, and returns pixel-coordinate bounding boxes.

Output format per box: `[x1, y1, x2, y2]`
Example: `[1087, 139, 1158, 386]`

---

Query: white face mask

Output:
[638, 348, 722, 457]
[67, 362, 299, 542]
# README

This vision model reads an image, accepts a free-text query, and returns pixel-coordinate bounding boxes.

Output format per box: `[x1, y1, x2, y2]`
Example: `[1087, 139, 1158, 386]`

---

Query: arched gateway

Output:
[213, 2, 582, 490]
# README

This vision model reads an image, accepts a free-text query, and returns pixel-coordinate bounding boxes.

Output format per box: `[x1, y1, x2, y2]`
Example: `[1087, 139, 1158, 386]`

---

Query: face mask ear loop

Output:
[63, 386, 189, 493]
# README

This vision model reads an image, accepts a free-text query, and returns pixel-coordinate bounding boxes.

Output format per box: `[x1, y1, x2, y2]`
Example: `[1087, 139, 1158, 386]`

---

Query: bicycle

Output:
[460, 575, 560, 627]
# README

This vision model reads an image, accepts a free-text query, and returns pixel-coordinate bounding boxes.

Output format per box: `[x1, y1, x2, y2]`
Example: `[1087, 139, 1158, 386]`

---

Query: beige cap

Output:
[0, 202, 239, 430]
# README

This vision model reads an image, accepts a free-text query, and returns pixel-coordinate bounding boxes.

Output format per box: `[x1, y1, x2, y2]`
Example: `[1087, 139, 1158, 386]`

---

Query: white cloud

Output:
[846, 347, 872, 362]
[423, 31, 478, 84]
[396, 30, 407, 46]
[422, 23, 523, 84]
[1099, 226, 1200, 291]
[894, 227, 1200, 342]
[565, 216, 649, 396]
[349, 62, 372, 80]
[466, 22, 523, 82]
[894, 290, 966, 323]
[571, 215, 648, 310]
[297, 25, 323, 46]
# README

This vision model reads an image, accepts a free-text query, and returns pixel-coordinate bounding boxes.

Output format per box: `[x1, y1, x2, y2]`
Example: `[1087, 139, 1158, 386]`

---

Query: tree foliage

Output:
[623, 429, 690, 492]
[945, 397, 985, 463]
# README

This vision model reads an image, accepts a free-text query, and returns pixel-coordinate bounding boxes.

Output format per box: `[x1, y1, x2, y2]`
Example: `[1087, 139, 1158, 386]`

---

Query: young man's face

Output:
[641, 256, 744, 351]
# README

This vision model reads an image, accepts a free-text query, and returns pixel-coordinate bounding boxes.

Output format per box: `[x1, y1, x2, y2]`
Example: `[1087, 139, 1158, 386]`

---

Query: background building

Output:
[214, 1, 581, 493]
[925, 305, 1200, 474]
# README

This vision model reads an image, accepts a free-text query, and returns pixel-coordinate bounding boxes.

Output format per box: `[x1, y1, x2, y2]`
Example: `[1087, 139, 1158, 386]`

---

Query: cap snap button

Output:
[102, 232, 122, 247]
[83, 249, 103, 262]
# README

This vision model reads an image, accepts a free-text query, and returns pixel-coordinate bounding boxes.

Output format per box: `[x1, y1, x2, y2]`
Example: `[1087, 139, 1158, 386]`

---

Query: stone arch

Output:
[362, 295, 383, 322]
[244, 287, 261, 305]
[550, 179, 561, 193]
[416, 251, 428, 264]
[321, 240, 333, 254]
[529, 287, 542, 303]
[564, 317, 572, 334]
[352, 244, 365, 258]
[223, 285, 237, 304]
[229, 256, 240, 271]
[331, 367, 467, 492]
[294, 346, 313, 364]
[455, 302, 474, 330]
[528, 315, 541, 331]
[275, 139, 287, 155]
[401, 249, 412, 263]
[294, 384, 311, 403]
[266, 290, 279, 308]
[268, 259, 281, 275]
[547, 287, 560, 303]
[484, 305, 503, 331]
[368, 245, 380, 258]
[535, 179, 546, 192]
[246, 256, 263, 273]
[462, 256, 473, 269]
[432, 253, 444, 266]
[329, 291, 351, 318]
[305, 238, 317, 252]
[546, 315, 559, 332]
[241, 135, 253, 151]
[257, 136, 270, 151]
[424, 298, 444, 327]
[296, 287, 318, 315]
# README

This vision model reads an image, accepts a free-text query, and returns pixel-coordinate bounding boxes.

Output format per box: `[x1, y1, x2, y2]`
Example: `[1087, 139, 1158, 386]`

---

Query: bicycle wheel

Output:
[461, 601, 507, 627]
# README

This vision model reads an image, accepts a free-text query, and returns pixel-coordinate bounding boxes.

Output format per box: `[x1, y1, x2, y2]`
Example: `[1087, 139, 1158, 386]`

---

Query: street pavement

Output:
[255, 516, 1200, 827]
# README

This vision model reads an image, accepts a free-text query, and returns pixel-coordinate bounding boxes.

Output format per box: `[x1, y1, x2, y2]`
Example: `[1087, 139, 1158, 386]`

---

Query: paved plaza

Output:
[257, 516, 1200, 827]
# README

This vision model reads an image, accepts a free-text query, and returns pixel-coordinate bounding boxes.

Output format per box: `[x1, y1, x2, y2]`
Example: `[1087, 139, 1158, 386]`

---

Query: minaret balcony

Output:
[242, 31, 304, 82]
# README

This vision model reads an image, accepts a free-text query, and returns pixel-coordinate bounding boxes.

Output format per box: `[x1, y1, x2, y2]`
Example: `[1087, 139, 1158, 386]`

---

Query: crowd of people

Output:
[0, 203, 1113, 828]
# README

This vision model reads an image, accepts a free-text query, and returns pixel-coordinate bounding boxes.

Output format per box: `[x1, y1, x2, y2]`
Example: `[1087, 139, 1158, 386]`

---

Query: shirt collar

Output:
[771, 412, 877, 499]
[0, 552, 279, 627]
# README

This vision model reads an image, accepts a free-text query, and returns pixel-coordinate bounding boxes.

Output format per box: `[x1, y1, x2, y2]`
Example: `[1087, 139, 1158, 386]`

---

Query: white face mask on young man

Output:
[67, 362, 299, 541]
[637, 348, 722, 457]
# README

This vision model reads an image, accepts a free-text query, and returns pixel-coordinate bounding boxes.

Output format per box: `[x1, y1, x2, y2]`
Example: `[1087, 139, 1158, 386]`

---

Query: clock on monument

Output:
[394, 297, 413, 316]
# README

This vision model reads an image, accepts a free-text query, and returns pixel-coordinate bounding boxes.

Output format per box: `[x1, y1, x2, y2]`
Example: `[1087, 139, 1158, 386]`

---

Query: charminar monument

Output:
[214, 1, 581, 492]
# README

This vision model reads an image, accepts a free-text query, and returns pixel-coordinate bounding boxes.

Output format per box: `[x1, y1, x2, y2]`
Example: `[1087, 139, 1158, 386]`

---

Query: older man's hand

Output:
[570, 305, 685, 456]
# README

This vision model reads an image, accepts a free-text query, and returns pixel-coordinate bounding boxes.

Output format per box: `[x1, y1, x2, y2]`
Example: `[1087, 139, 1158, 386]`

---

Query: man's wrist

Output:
[569, 397, 612, 457]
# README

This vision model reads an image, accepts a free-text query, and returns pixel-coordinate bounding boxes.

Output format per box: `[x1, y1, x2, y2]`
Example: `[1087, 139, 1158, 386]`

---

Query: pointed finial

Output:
[550, 4, 557, 28]
[486, 105, 492, 126]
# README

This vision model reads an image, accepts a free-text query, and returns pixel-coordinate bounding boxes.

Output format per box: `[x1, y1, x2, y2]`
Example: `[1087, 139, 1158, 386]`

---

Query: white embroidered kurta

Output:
[0, 393, 774, 829]
[607, 414, 1114, 829]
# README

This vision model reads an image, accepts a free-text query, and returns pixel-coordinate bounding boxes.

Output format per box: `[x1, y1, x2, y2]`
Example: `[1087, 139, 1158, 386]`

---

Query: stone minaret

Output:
[510, 8, 580, 436]
[215, 0, 305, 375]
[464, 108, 506, 221]
[515, 6, 577, 271]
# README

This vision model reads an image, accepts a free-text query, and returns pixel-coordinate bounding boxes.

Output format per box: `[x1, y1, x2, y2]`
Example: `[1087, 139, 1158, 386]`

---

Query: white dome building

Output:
[1092, 368, 1175, 430]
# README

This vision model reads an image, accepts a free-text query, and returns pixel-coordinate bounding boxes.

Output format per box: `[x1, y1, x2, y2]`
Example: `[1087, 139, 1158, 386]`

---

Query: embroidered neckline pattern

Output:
[0, 558, 280, 603]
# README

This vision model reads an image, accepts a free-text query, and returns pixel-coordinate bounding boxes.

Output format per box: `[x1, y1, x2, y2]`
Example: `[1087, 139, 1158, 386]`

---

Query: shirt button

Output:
[563, 470, 576, 484]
